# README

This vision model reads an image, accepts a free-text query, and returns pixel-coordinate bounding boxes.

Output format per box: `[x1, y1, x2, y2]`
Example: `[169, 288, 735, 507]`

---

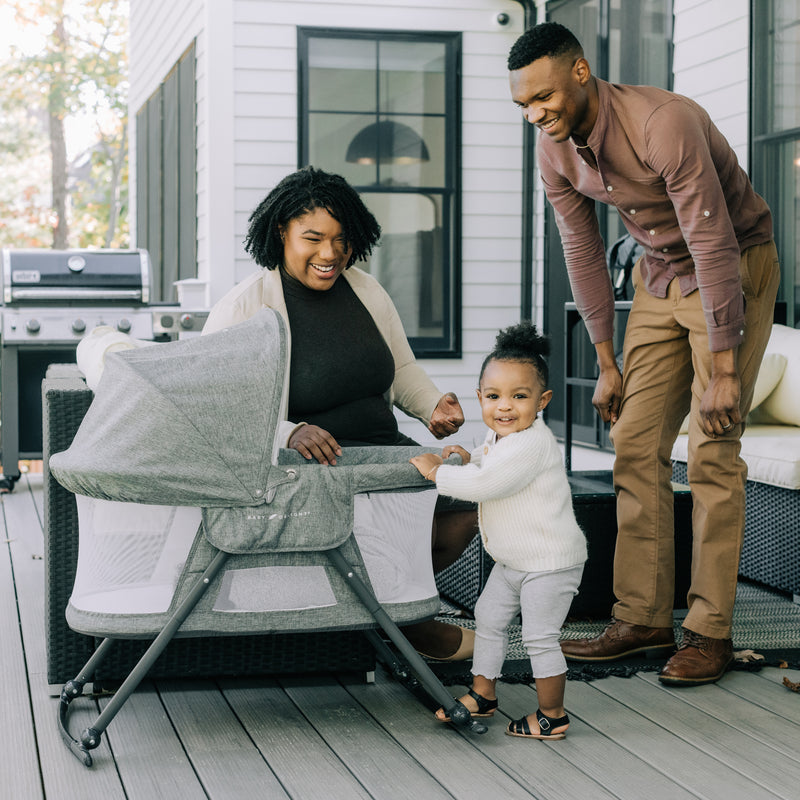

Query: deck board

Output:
[6, 470, 800, 799]
[4, 473, 127, 797]
[0, 499, 43, 800]
[594, 674, 800, 799]
[344, 677, 547, 799]
[497, 682, 697, 800]
[98, 683, 209, 799]
[222, 678, 375, 799]
[281, 677, 456, 800]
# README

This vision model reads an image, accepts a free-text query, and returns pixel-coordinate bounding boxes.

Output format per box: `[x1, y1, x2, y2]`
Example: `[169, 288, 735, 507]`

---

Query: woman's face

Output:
[279, 207, 353, 291]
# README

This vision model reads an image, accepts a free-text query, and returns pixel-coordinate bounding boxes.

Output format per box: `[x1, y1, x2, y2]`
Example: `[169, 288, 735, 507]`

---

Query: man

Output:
[507, 22, 779, 686]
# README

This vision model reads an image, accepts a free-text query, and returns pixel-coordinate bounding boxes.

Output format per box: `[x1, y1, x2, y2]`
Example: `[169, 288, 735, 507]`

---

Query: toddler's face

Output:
[477, 359, 552, 438]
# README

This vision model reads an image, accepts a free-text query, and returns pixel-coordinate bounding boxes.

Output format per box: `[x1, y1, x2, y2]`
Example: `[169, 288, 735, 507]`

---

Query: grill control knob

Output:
[26, 319, 41, 334]
[72, 319, 86, 333]
[117, 318, 132, 333]
[179, 314, 194, 330]
[159, 315, 174, 329]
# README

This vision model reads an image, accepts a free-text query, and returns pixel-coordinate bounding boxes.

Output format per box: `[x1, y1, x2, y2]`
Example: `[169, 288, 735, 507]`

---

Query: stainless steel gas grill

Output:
[0, 248, 207, 489]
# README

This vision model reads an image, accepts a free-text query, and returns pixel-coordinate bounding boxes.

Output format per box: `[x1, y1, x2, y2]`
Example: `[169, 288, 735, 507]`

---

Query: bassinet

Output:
[49, 309, 484, 767]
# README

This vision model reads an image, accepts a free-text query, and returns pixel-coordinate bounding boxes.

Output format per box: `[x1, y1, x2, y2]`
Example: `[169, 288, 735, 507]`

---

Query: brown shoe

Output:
[658, 629, 734, 686]
[560, 618, 675, 662]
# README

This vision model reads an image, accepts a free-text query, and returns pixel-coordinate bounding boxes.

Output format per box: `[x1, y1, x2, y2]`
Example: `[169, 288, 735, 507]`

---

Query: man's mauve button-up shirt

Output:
[538, 78, 773, 352]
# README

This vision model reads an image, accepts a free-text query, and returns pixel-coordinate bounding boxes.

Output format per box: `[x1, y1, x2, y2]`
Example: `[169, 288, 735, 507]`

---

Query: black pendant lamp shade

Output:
[346, 120, 430, 165]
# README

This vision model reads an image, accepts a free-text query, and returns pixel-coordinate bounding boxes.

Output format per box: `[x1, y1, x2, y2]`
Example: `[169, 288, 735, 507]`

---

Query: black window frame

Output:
[750, 0, 800, 326]
[297, 26, 462, 358]
[135, 41, 197, 303]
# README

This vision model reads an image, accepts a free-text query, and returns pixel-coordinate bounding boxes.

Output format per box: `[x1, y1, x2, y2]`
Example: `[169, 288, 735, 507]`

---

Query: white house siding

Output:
[226, 0, 529, 444]
[127, 0, 532, 445]
[128, 0, 206, 276]
[671, 0, 751, 168]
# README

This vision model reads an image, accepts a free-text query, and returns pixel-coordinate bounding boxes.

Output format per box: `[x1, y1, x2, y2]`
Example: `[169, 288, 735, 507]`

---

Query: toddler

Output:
[410, 322, 587, 740]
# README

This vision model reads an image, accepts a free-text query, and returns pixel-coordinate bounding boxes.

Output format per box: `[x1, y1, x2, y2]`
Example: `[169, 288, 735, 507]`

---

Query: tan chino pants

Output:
[609, 241, 780, 638]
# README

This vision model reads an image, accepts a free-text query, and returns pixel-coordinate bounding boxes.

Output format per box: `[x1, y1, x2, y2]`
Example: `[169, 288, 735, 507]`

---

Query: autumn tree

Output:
[0, 0, 129, 249]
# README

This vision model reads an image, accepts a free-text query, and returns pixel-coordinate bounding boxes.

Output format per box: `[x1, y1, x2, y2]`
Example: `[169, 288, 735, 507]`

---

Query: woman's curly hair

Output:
[507, 22, 583, 71]
[244, 166, 381, 269]
[479, 321, 551, 388]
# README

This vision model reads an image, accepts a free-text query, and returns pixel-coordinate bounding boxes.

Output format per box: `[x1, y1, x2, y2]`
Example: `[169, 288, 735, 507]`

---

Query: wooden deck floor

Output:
[4, 471, 800, 800]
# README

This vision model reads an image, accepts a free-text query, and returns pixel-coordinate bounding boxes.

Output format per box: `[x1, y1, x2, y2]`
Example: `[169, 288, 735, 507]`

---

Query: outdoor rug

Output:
[428, 580, 800, 685]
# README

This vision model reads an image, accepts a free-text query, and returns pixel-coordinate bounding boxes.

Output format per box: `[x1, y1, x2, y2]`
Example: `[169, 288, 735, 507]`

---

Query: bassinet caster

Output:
[50, 309, 486, 767]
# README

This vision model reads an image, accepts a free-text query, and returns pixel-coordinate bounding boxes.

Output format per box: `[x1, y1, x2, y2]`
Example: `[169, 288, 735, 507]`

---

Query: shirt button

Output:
[649, 229, 656, 236]
[704, 210, 710, 216]
[606, 185, 613, 192]
[629, 209, 636, 215]
[662, 247, 669, 252]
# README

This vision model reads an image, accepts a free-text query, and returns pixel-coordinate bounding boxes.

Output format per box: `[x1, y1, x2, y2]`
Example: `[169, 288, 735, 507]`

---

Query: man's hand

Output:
[701, 348, 741, 436]
[288, 424, 342, 465]
[592, 340, 622, 424]
[428, 392, 465, 439]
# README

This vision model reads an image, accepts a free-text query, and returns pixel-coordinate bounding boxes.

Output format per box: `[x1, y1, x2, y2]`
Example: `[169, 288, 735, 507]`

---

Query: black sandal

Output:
[506, 708, 569, 740]
[435, 688, 498, 722]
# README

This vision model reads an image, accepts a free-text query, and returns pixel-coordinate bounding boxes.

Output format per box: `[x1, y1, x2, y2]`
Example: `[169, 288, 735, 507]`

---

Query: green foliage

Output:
[0, 0, 129, 249]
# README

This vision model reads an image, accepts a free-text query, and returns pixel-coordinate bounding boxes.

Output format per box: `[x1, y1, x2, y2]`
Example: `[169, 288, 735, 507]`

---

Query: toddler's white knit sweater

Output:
[435, 418, 587, 573]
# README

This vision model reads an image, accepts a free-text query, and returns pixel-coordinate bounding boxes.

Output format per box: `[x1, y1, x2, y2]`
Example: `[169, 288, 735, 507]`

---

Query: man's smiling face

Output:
[509, 54, 594, 143]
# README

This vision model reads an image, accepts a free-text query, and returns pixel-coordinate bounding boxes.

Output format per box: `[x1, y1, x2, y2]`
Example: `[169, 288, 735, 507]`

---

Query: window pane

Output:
[308, 38, 376, 113]
[308, 112, 374, 181]
[361, 192, 445, 338]
[379, 41, 446, 115]
[771, 5, 800, 131]
[609, 0, 671, 85]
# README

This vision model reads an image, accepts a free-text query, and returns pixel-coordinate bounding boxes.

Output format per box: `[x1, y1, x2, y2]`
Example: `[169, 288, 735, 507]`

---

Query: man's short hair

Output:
[507, 22, 583, 71]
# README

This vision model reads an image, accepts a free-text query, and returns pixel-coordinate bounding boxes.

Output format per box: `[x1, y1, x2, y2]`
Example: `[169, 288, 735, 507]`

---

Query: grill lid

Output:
[2, 248, 151, 304]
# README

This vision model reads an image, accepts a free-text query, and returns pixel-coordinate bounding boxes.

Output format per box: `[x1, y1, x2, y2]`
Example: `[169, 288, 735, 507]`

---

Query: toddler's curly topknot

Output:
[480, 321, 551, 387]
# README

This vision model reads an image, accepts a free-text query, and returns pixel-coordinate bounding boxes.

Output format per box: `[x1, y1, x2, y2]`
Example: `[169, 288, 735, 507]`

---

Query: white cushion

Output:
[678, 351, 788, 434]
[672, 425, 800, 490]
[751, 325, 800, 426]
[76, 325, 156, 391]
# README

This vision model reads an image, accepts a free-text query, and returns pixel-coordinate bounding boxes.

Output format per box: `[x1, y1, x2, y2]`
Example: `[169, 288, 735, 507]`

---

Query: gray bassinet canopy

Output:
[49, 309, 435, 555]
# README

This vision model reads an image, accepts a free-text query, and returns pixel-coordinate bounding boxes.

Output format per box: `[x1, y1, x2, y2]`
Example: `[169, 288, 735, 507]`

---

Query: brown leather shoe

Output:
[658, 629, 734, 686]
[560, 618, 675, 662]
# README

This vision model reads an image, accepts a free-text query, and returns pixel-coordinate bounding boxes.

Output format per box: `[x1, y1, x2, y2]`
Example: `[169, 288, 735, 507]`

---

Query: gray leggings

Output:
[471, 562, 584, 680]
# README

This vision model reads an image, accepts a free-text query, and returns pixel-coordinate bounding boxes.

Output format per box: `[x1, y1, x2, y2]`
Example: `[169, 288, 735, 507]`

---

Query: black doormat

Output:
[427, 580, 800, 684]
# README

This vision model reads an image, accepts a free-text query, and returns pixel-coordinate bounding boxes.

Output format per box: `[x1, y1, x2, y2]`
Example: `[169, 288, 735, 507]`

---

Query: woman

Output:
[204, 166, 476, 660]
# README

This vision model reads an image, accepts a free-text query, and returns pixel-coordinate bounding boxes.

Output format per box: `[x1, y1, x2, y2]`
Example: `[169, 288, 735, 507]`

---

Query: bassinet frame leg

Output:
[57, 549, 231, 767]
[327, 546, 486, 735]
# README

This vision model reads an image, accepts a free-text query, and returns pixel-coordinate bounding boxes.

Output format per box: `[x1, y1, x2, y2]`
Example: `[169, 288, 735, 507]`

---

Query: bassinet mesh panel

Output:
[71, 499, 201, 614]
[672, 460, 800, 594]
[68, 489, 438, 632]
[43, 369, 374, 684]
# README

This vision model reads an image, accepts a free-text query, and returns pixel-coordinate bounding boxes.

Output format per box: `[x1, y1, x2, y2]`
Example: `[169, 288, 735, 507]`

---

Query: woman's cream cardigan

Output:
[203, 266, 444, 447]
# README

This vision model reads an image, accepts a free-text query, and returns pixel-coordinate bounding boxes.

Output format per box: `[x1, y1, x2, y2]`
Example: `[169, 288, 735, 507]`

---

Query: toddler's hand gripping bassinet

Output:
[49, 309, 484, 767]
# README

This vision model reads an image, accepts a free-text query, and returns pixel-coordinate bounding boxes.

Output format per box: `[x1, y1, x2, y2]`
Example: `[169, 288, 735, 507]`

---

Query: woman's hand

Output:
[288, 424, 342, 465]
[428, 392, 465, 439]
[442, 444, 471, 465]
[410, 452, 444, 481]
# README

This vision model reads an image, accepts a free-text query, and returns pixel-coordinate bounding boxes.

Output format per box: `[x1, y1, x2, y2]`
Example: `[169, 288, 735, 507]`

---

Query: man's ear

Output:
[538, 389, 554, 412]
[573, 56, 591, 86]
